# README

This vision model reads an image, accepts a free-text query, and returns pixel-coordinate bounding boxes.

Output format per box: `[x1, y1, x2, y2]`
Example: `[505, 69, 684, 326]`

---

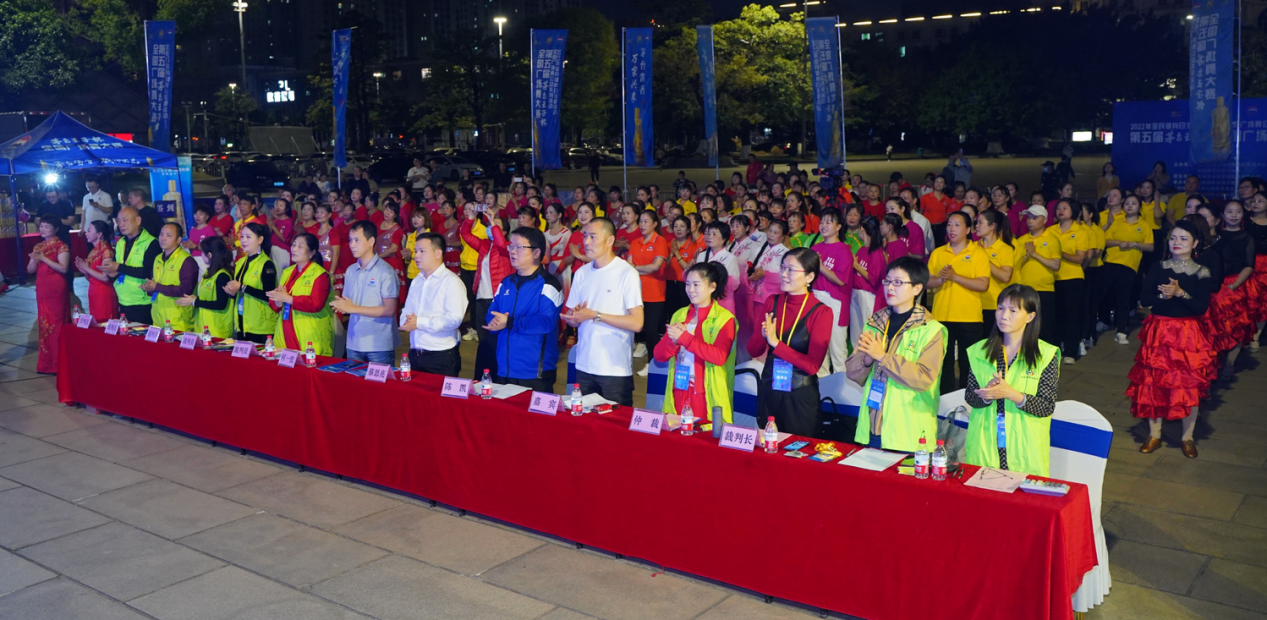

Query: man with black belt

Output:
[400, 232, 467, 376]
[101, 207, 161, 324]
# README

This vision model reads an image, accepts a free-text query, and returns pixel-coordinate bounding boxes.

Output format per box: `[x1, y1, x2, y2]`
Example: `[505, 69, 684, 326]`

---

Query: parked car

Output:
[426, 155, 485, 181]
[564, 147, 590, 169]
[457, 150, 518, 176]
[328, 153, 375, 177]
[225, 160, 292, 193]
[368, 152, 427, 184]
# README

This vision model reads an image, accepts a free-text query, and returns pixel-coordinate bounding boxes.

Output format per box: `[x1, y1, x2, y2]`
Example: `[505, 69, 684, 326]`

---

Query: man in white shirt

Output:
[562, 217, 644, 406]
[407, 158, 431, 200]
[82, 177, 111, 229]
[400, 232, 468, 376]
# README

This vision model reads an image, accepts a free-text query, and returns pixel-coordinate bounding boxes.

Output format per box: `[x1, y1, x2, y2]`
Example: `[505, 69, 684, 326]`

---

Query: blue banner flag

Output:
[332, 29, 352, 172]
[1190, 0, 1235, 163]
[696, 26, 718, 169]
[531, 30, 568, 171]
[149, 155, 193, 228]
[623, 28, 654, 167]
[806, 17, 844, 169]
[145, 21, 176, 153]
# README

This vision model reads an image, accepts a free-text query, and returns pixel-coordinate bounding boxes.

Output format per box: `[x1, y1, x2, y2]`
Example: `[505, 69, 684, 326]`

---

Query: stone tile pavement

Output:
[0, 279, 1264, 619]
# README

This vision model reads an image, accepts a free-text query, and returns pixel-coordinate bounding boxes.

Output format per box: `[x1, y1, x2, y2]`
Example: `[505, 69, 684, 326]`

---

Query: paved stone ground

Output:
[0, 277, 1265, 619]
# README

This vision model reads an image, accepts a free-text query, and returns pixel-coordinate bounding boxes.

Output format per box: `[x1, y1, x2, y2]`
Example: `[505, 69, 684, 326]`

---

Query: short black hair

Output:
[888, 255, 929, 289]
[193, 203, 213, 219]
[588, 216, 616, 238]
[511, 227, 547, 264]
[415, 232, 446, 254]
[349, 220, 378, 243]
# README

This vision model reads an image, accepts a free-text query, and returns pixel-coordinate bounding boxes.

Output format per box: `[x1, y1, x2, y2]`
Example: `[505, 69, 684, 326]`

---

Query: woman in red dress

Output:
[376, 201, 406, 298]
[28, 216, 71, 374]
[73, 220, 119, 324]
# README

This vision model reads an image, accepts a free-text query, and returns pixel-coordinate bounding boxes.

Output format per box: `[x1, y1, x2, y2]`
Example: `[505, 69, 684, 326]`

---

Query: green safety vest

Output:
[272, 262, 335, 356]
[196, 268, 235, 339]
[113, 231, 156, 307]
[661, 303, 737, 424]
[150, 248, 194, 331]
[963, 339, 1060, 477]
[854, 307, 948, 452]
[234, 253, 278, 335]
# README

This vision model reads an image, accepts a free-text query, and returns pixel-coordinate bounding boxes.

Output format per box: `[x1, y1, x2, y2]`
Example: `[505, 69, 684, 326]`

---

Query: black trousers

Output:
[471, 298, 497, 380]
[1098, 263, 1136, 335]
[409, 346, 461, 377]
[982, 310, 996, 330]
[119, 303, 151, 326]
[639, 301, 665, 347]
[757, 383, 822, 438]
[576, 370, 634, 407]
[459, 269, 476, 330]
[495, 370, 557, 394]
[1083, 267, 1104, 340]
[931, 222, 947, 248]
[1037, 290, 1057, 345]
[1054, 278, 1086, 358]
[940, 321, 983, 395]
[664, 281, 688, 326]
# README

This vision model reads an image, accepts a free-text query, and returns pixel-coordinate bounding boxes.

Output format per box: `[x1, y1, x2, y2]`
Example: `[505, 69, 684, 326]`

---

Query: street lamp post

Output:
[494, 16, 507, 60]
[233, 1, 248, 92]
[372, 72, 384, 101]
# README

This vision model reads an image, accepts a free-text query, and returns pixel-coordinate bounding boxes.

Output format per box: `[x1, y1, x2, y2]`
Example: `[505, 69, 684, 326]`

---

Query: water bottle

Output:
[162, 320, 174, 342]
[119, 312, 127, 325]
[480, 369, 492, 399]
[763, 417, 779, 453]
[570, 383, 583, 416]
[263, 335, 275, 357]
[681, 404, 696, 436]
[201, 326, 212, 347]
[932, 439, 948, 481]
[399, 353, 411, 381]
[304, 342, 316, 367]
[914, 434, 930, 479]
[72, 305, 82, 322]
[712, 406, 724, 438]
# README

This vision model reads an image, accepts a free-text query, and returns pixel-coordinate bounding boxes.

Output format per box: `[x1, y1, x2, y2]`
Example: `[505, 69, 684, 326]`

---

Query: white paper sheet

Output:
[838, 448, 909, 472]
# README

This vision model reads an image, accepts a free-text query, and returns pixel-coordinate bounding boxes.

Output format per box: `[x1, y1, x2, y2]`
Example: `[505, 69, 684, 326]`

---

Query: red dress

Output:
[86, 242, 119, 323]
[33, 239, 70, 374]
[1127, 263, 1218, 420]
[377, 224, 406, 289]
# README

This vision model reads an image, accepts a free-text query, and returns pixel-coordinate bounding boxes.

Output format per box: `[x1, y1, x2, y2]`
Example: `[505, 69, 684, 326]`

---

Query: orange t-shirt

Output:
[668, 237, 701, 282]
[629, 233, 670, 302]
[919, 192, 952, 225]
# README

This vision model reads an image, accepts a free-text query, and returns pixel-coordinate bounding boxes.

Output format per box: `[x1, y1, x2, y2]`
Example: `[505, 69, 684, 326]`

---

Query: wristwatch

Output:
[595, 312, 603, 323]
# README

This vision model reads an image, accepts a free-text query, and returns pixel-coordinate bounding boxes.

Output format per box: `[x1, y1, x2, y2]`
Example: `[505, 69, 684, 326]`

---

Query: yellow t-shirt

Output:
[1166, 192, 1189, 225]
[1140, 200, 1162, 230]
[405, 231, 420, 280]
[927, 242, 990, 323]
[1085, 222, 1106, 268]
[1012, 229, 1061, 292]
[1104, 218, 1151, 272]
[1050, 223, 1091, 281]
[978, 237, 1015, 311]
[459, 219, 487, 271]
[678, 200, 697, 215]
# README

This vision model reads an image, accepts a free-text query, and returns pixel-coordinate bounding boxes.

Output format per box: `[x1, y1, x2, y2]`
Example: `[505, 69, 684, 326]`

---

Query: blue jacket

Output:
[487, 267, 563, 380]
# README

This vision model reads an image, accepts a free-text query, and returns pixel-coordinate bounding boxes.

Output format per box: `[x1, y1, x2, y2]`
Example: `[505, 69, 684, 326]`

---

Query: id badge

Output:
[866, 375, 887, 410]
[150, 291, 158, 303]
[996, 413, 1007, 449]
[237, 294, 245, 316]
[116, 274, 126, 285]
[674, 350, 694, 391]
[772, 358, 794, 392]
[282, 303, 291, 320]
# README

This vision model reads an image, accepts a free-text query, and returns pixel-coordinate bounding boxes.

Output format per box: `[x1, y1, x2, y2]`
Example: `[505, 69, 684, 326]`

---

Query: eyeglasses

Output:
[779, 265, 806, 275]
[881, 278, 912, 288]
[508, 244, 537, 253]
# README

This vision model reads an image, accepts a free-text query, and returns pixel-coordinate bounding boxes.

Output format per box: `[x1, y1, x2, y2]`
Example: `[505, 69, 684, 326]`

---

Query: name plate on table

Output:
[179, 333, 198, 350]
[76, 314, 92, 329]
[629, 409, 665, 435]
[365, 363, 391, 383]
[231, 342, 254, 359]
[144, 326, 162, 343]
[104, 320, 121, 335]
[719, 425, 759, 452]
[528, 392, 560, 415]
[278, 350, 299, 368]
[441, 377, 471, 399]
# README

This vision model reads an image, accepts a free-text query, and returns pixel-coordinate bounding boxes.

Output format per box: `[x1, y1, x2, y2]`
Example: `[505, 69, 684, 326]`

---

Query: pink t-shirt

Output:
[812, 241, 853, 324]
[188, 224, 217, 257]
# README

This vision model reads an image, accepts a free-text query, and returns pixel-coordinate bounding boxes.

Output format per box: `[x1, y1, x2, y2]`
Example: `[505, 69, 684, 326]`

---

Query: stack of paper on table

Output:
[839, 448, 909, 471]
[963, 467, 1028, 493]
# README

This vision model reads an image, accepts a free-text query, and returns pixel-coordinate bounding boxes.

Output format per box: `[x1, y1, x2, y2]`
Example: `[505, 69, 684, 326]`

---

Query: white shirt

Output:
[565, 257, 643, 377]
[694, 247, 742, 284]
[400, 265, 468, 352]
[729, 231, 767, 270]
[82, 190, 112, 225]
[407, 166, 431, 190]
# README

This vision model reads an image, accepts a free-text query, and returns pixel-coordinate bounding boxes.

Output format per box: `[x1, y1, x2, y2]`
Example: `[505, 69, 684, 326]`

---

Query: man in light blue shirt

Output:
[331, 220, 399, 364]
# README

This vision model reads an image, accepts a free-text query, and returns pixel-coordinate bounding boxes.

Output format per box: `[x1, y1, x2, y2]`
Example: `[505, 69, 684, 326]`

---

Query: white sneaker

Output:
[1078, 341, 1088, 357]
[633, 343, 647, 358]
[1095, 321, 1111, 333]
[1115, 333, 1129, 345]
[1063, 357, 1075, 365]
[462, 327, 477, 341]
[636, 364, 650, 377]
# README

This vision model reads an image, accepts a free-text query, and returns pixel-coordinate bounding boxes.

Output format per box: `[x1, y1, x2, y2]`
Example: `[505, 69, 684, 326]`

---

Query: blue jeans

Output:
[347, 349, 395, 365]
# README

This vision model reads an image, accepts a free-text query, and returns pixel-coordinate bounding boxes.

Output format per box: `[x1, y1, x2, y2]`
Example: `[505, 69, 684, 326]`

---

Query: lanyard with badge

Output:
[996, 348, 1015, 450]
[281, 263, 309, 321]
[673, 308, 701, 391]
[864, 319, 902, 410]
[235, 255, 251, 316]
[772, 295, 810, 392]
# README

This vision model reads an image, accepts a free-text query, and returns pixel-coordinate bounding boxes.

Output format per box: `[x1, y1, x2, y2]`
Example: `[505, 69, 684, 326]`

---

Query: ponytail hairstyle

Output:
[684, 261, 729, 301]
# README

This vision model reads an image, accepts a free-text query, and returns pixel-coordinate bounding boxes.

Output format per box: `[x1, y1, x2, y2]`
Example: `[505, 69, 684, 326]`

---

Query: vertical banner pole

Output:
[530, 31, 537, 183]
[621, 28, 628, 202]
[835, 16, 847, 172]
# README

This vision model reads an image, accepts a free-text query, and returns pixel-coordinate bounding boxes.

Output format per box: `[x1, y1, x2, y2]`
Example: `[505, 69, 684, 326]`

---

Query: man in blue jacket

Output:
[485, 226, 563, 392]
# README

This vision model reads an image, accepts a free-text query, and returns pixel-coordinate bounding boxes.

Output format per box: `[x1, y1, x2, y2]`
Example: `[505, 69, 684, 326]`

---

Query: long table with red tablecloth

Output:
[57, 326, 1097, 620]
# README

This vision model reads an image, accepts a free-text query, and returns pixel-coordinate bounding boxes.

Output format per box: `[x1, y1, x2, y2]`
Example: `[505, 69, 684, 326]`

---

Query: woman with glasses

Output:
[846, 257, 948, 451]
[747, 247, 833, 437]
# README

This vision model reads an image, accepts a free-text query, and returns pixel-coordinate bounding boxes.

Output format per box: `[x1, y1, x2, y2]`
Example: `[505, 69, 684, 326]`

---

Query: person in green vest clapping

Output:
[101, 207, 160, 325]
[845, 256, 948, 451]
[267, 233, 335, 355]
[140, 223, 196, 332]
[653, 262, 737, 427]
[962, 284, 1061, 477]
[175, 236, 236, 339]
[225, 222, 278, 343]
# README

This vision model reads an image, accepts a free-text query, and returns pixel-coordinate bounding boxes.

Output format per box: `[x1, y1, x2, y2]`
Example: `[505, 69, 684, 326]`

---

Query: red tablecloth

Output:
[57, 327, 1097, 620]
[0, 233, 91, 280]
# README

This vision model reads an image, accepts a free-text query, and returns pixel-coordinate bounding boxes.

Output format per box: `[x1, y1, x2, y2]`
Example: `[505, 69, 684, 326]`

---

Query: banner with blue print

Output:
[1112, 99, 1267, 197]
[807, 17, 844, 169]
[1189, 0, 1235, 163]
[332, 29, 352, 171]
[623, 28, 655, 167]
[531, 30, 568, 171]
[145, 21, 176, 153]
[696, 26, 718, 169]
[148, 155, 194, 230]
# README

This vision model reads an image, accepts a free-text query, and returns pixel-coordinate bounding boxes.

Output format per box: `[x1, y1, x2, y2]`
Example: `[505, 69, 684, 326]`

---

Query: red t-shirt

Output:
[919, 192, 952, 225]
[862, 200, 885, 220]
[629, 233, 669, 302]
[209, 214, 235, 237]
[615, 226, 641, 259]
[567, 230, 586, 273]
[668, 237, 702, 282]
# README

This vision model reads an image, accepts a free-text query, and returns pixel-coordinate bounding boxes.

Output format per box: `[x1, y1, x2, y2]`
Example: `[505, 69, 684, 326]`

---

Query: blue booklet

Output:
[344, 366, 372, 378]
[317, 360, 363, 373]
